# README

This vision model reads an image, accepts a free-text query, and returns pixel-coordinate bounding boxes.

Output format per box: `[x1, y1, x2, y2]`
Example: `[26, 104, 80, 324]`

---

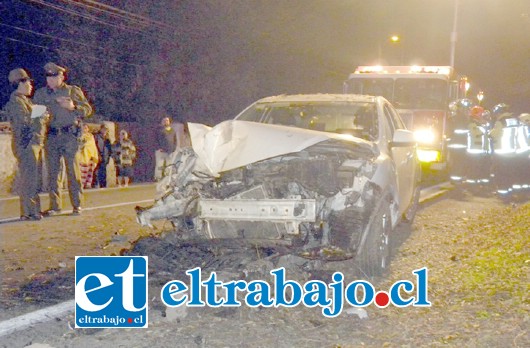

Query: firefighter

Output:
[466, 106, 491, 187]
[489, 105, 518, 196]
[447, 99, 473, 184]
[512, 113, 530, 192]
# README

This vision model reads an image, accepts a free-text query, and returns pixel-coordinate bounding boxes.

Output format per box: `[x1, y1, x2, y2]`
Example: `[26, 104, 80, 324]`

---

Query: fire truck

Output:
[344, 65, 468, 170]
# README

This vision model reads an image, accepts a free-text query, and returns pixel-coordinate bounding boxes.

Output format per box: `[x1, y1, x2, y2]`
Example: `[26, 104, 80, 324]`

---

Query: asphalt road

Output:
[0, 183, 158, 222]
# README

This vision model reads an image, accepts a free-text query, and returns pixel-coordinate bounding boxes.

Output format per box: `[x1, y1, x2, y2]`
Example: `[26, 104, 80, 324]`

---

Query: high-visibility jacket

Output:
[467, 121, 489, 154]
[447, 112, 470, 149]
[516, 123, 530, 154]
[490, 118, 519, 155]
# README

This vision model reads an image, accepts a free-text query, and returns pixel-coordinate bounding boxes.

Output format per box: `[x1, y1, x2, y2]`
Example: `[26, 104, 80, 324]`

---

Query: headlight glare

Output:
[413, 129, 436, 144]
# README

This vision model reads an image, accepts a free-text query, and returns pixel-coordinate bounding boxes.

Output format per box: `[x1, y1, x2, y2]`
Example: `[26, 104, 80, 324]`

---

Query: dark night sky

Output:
[1, 0, 529, 121]
[217, 0, 530, 111]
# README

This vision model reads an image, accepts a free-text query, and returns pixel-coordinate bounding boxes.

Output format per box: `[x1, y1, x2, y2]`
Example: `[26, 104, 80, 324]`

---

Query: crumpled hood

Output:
[188, 120, 374, 176]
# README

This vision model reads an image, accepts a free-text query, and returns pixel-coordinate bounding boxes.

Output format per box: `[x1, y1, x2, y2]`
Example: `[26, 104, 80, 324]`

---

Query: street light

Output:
[390, 35, 404, 65]
[378, 35, 402, 64]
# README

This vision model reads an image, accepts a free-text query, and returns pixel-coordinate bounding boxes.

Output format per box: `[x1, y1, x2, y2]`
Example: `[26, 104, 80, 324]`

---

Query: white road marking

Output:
[0, 300, 74, 337]
[83, 199, 154, 211]
[0, 183, 156, 202]
[0, 199, 154, 225]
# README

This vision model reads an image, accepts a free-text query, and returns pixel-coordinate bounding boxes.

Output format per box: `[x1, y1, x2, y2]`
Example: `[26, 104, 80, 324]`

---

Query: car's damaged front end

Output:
[137, 120, 394, 262]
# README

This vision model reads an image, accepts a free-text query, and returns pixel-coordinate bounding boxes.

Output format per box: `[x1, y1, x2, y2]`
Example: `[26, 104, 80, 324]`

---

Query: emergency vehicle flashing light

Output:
[354, 66, 452, 76]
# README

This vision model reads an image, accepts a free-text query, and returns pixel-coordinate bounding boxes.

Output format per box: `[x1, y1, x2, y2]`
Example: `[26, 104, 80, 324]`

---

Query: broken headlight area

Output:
[136, 141, 381, 260]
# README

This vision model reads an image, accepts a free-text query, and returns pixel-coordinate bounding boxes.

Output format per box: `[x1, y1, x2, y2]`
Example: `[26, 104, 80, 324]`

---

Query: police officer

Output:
[4, 68, 47, 220]
[33, 62, 92, 215]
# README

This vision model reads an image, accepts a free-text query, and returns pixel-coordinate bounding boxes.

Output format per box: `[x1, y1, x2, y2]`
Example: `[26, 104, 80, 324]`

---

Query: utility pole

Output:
[450, 0, 459, 68]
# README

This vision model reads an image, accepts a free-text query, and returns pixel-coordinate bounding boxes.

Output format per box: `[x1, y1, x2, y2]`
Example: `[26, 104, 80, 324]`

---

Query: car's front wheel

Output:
[355, 200, 392, 278]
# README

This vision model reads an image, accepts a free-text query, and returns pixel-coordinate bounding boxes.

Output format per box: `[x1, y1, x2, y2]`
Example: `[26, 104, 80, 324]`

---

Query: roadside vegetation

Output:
[372, 198, 529, 347]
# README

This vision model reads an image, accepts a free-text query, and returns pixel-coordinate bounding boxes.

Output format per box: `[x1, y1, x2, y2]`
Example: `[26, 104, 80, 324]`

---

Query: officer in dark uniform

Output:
[33, 62, 92, 215]
[4, 68, 47, 220]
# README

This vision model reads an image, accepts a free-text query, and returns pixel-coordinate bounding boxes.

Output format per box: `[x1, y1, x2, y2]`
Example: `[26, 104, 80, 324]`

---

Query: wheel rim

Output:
[379, 212, 390, 269]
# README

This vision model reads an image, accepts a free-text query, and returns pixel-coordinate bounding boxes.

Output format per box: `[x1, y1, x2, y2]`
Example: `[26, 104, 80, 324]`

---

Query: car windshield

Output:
[236, 101, 378, 141]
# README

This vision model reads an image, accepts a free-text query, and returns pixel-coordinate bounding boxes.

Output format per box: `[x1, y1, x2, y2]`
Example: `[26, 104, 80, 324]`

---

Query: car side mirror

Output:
[390, 129, 416, 147]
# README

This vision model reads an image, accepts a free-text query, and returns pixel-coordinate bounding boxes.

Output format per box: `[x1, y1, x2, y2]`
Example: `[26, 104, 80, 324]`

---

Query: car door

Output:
[383, 103, 416, 214]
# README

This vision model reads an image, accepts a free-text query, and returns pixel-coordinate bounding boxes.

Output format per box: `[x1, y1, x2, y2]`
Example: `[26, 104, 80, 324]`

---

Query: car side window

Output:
[383, 104, 396, 141]
[386, 104, 406, 130]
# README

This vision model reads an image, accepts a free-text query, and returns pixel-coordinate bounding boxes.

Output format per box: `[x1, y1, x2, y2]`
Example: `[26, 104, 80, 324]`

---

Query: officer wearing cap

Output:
[3, 68, 47, 220]
[33, 62, 92, 216]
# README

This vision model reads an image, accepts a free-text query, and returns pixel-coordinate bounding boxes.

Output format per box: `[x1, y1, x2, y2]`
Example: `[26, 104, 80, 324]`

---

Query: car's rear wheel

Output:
[355, 200, 392, 278]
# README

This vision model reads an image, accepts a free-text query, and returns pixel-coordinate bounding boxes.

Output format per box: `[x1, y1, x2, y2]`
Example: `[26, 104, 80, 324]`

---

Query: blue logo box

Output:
[75, 256, 148, 328]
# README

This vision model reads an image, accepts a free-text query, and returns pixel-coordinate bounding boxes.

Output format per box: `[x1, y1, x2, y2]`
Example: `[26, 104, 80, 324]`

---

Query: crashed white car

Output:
[137, 94, 420, 276]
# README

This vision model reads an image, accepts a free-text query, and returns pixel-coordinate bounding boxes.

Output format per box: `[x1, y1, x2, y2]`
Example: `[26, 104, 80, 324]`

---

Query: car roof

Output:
[255, 94, 380, 104]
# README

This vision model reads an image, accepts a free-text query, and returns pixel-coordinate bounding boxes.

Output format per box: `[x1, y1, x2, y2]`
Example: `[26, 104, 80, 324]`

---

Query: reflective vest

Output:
[490, 118, 518, 154]
[447, 113, 470, 149]
[467, 122, 489, 154]
[448, 128, 468, 149]
[516, 124, 530, 154]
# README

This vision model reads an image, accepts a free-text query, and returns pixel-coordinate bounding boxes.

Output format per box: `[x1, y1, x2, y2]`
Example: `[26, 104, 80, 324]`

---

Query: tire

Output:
[355, 199, 392, 278]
